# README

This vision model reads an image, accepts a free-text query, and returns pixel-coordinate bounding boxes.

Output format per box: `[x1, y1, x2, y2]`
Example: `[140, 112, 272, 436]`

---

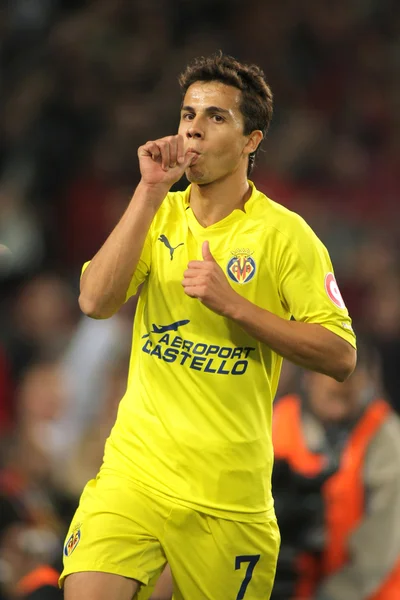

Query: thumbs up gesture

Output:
[201, 240, 215, 263]
[182, 241, 240, 316]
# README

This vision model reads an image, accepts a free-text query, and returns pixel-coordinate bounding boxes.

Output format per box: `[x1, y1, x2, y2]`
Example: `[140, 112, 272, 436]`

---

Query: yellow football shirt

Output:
[94, 181, 355, 522]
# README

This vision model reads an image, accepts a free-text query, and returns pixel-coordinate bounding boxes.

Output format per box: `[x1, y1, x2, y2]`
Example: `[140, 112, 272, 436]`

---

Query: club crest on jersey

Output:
[227, 248, 256, 284]
[64, 524, 81, 557]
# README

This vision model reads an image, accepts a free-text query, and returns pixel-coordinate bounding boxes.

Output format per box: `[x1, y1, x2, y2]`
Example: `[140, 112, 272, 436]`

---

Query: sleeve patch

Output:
[325, 272, 346, 309]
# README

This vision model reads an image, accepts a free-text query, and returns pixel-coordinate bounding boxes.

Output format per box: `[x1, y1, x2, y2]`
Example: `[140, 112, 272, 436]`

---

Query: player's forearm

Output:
[79, 181, 169, 319]
[227, 297, 356, 381]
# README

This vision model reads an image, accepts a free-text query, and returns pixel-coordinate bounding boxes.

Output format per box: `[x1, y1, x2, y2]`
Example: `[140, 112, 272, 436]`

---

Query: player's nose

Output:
[186, 124, 204, 140]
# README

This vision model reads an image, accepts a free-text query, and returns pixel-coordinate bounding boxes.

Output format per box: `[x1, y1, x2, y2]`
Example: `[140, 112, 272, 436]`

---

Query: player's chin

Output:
[185, 166, 207, 184]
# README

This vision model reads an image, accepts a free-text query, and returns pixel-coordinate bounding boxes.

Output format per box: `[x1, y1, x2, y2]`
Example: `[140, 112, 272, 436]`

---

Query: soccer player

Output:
[61, 53, 356, 600]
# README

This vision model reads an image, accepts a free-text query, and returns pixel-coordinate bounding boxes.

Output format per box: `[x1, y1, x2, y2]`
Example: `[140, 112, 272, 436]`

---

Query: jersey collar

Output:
[183, 180, 258, 230]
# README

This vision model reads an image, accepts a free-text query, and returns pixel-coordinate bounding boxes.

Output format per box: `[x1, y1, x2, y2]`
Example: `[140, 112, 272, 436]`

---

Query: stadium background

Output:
[0, 0, 399, 598]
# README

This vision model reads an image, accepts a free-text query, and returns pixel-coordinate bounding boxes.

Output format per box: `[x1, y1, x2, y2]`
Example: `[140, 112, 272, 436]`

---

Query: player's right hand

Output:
[138, 135, 198, 187]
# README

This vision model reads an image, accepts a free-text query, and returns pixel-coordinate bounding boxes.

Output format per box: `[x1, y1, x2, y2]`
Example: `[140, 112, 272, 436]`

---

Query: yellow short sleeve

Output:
[278, 217, 356, 348]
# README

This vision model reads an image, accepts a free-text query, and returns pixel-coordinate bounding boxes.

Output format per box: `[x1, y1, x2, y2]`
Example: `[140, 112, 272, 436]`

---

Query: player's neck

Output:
[189, 174, 251, 228]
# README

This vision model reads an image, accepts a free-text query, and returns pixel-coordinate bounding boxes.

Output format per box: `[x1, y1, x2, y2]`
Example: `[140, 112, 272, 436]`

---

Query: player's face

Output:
[304, 369, 369, 423]
[178, 81, 254, 184]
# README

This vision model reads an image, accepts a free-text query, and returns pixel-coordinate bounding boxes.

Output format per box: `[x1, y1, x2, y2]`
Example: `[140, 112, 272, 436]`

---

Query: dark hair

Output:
[179, 52, 273, 175]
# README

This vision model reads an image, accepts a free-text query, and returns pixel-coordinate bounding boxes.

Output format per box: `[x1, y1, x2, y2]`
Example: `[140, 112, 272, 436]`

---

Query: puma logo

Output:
[158, 235, 184, 261]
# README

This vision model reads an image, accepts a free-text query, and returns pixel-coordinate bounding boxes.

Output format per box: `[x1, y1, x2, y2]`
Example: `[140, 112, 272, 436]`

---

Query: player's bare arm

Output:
[79, 135, 197, 319]
[182, 241, 356, 382]
[230, 302, 356, 382]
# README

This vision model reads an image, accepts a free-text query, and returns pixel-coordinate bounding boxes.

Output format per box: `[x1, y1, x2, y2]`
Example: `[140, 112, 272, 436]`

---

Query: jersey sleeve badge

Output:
[324, 272, 346, 309]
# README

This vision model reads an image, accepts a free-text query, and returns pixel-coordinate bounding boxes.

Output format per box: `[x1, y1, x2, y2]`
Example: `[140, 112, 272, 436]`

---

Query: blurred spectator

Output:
[0, 359, 69, 532]
[58, 350, 130, 501]
[2, 274, 77, 382]
[342, 236, 400, 414]
[272, 343, 400, 600]
[363, 272, 400, 415]
[14, 358, 69, 465]
[0, 180, 44, 277]
[50, 294, 136, 465]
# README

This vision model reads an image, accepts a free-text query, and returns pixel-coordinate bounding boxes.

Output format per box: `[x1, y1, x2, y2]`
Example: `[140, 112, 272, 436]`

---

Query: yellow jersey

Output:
[93, 182, 355, 522]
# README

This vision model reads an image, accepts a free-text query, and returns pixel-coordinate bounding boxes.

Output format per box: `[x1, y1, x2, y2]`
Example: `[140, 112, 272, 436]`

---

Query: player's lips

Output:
[186, 148, 201, 165]
[186, 148, 201, 155]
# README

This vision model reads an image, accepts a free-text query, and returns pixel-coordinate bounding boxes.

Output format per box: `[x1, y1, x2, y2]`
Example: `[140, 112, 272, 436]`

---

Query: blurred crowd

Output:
[0, 0, 399, 598]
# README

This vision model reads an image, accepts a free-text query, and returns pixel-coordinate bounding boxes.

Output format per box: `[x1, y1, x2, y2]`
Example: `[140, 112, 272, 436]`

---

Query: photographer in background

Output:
[272, 343, 400, 600]
[271, 458, 335, 600]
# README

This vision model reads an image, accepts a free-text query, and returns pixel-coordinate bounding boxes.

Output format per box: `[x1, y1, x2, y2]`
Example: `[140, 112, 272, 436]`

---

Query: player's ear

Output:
[243, 130, 263, 157]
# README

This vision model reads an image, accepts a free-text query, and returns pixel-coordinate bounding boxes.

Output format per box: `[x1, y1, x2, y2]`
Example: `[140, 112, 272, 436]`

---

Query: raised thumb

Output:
[202, 241, 215, 262]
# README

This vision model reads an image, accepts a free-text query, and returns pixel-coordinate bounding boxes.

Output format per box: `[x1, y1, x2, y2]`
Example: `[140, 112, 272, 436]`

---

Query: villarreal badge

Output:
[64, 523, 81, 557]
[227, 248, 256, 284]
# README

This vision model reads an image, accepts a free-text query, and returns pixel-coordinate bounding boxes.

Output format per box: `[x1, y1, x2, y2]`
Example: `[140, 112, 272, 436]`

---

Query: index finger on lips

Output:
[168, 137, 178, 168]
[177, 135, 185, 164]
[158, 141, 170, 171]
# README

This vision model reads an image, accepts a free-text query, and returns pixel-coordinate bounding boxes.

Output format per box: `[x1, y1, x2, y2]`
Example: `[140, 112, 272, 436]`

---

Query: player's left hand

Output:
[182, 241, 241, 316]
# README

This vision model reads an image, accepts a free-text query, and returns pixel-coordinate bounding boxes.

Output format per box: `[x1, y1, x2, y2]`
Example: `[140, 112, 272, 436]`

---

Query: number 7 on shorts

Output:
[235, 554, 260, 599]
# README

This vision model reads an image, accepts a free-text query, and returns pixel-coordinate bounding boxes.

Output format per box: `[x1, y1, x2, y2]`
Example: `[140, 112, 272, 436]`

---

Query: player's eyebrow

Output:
[181, 105, 231, 117]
